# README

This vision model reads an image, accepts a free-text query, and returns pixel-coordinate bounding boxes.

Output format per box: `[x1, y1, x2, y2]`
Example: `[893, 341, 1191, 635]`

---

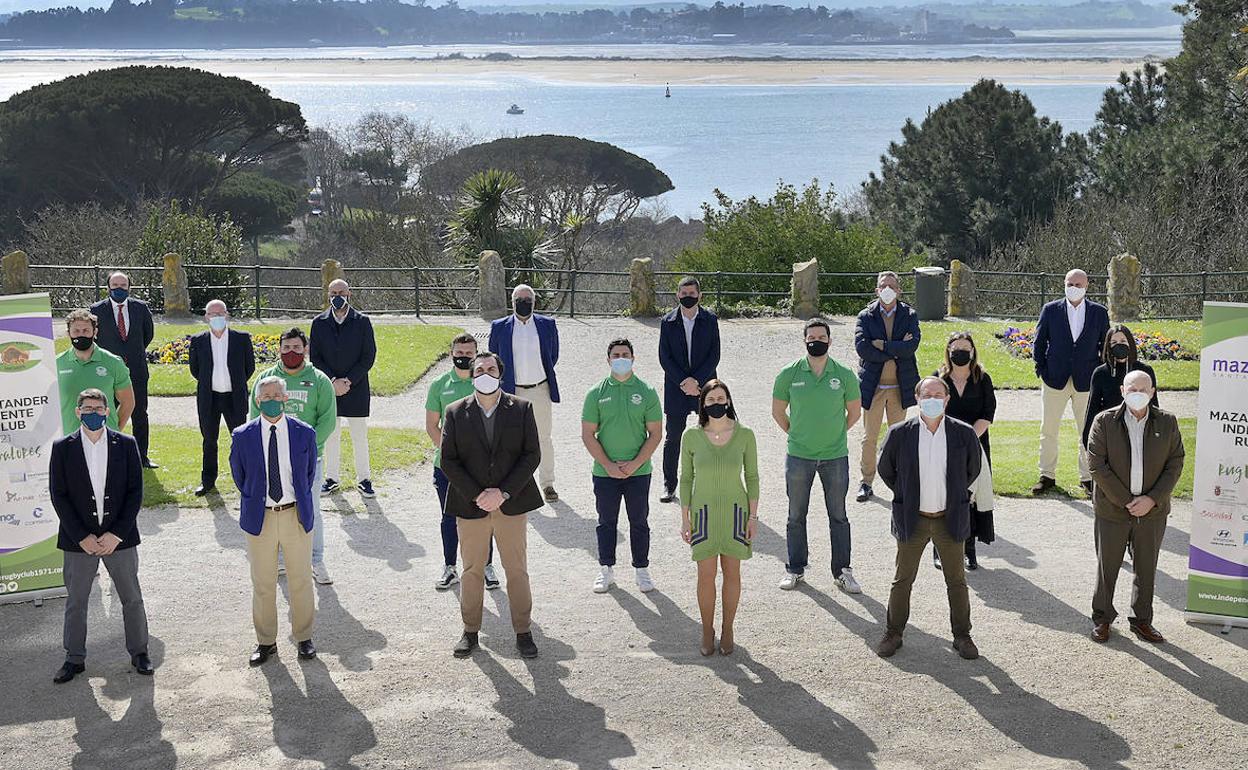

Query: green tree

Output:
[1088, 63, 1168, 195]
[865, 79, 1087, 264]
[135, 200, 248, 314]
[208, 172, 300, 259]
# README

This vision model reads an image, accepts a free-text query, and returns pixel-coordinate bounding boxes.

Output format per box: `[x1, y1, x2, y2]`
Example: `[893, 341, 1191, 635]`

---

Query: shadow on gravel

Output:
[316, 585, 388, 673]
[526, 499, 598, 559]
[209, 494, 247, 552]
[335, 497, 426, 571]
[804, 587, 1134, 769]
[612, 589, 878, 769]
[260, 656, 378, 769]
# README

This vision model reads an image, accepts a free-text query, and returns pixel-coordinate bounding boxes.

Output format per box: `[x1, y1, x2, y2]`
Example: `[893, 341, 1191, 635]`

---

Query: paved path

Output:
[3, 317, 1244, 769]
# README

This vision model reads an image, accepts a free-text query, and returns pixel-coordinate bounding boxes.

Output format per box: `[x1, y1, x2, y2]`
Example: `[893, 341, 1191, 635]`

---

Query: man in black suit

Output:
[91, 271, 157, 468]
[440, 352, 543, 660]
[189, 300, 256, 496]
[48, 388, 152, 683]
[876, 376, 983, 661]
[657, 276, 720, 502]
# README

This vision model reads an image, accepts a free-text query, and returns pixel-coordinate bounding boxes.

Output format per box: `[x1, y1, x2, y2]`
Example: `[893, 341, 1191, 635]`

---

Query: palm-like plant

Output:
[447, 168, 559, 283]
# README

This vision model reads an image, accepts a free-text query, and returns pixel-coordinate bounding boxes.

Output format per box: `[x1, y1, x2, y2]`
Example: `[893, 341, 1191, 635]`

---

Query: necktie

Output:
[267, 425, 283, 504]
[117, 304, 127, 342]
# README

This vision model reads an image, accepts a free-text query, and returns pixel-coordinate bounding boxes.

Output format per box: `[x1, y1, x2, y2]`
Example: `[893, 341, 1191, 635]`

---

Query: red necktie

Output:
[117, 304, 127, 342]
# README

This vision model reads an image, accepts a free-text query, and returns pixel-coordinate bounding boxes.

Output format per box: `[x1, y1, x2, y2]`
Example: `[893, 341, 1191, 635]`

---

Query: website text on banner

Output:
[1186, 301, 1248, 628]
[0, 293, 65, 604]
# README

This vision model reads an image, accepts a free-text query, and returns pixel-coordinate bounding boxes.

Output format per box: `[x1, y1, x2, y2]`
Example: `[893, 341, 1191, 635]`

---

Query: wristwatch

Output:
[501, 491, 511, 501]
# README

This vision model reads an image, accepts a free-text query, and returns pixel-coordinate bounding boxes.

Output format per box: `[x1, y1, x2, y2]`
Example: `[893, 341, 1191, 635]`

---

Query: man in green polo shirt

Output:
[582, 337, 663, 594]
[250, 327, 337, 584]
[56, 309, 135, 435]
[424, 332, 497, 592]
[772, 318, 863, 594]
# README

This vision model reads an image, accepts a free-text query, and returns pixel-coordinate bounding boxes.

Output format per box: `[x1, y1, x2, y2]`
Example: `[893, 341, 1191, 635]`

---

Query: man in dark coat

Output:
[310, 279, 378, 498]
[90, 271, 157, 468]
[188, 299, 255, 496]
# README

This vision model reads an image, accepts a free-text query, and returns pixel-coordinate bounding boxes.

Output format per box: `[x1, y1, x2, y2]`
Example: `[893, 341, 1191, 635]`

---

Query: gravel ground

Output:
[2, 315, 1242, 770]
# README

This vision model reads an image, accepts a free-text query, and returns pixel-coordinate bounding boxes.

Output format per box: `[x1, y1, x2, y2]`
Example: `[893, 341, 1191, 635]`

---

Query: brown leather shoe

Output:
[952, 636, 980, 660]
[1031, 476, 1056, 495]
[876, 632, 903, 658]
[1091, 623, 1111, 643]
[1129, 620, 1165, 643]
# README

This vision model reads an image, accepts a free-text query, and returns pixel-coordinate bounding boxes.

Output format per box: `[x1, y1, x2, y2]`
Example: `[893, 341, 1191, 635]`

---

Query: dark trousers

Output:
[62, 547, 149, 665]
[1092, 512, 1166, 624]
[593, 474, 652, 568]
[434, 467, 492, 568]
[199, 391, 246, 487]
[662, 407, 692, 494]
[887, 515, 971, 638]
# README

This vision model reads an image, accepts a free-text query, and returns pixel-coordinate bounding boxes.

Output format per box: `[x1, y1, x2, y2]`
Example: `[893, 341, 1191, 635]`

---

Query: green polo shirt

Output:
[772, 356, 861, 461]
[424, 368, 476, 468]
[56, 345, 132, 435]
[249, 363, 338, 454]
[582, 373, 662, 477]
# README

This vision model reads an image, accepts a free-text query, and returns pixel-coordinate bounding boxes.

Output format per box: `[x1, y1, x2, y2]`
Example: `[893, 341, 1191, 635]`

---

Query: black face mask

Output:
[514, 298, 533, 317]
[1110, 343, 1131, 360]
[70, 336, 94, 351]
[704, 403, 730, 419]
[452, 356, 473, 371]
[950, 350, 973, 366]
[806, 340, 829, 357]
[678, 295, 698, 309]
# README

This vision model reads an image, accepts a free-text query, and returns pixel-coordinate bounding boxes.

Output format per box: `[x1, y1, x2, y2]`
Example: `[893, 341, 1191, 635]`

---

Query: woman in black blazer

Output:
[935, 331, 996, 570]
[1081, 324, 1159, 450]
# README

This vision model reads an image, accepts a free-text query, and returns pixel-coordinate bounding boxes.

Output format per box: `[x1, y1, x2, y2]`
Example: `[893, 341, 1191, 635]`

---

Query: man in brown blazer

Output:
[440, 351, 544, 660]
[1087, 370, 1185, 644]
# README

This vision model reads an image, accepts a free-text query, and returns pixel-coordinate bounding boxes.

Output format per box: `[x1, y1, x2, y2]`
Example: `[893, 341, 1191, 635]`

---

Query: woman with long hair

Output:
[1082, 324, 1159, 453]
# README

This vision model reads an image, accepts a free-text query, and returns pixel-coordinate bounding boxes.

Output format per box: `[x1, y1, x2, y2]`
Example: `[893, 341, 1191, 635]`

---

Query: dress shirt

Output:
[80, 428, 109, 524]
[110, 300, 130, 338]
[334, 309, 348, 325]
[1125, 408, 1148, 496]
[918, 417, 948, 513]
[512, 316, 544, 386]
[260, 415, 296, 507]
[209, 330, 231, 393]
[682, 311, 696, 366]
[1066, 299, 1086, 342]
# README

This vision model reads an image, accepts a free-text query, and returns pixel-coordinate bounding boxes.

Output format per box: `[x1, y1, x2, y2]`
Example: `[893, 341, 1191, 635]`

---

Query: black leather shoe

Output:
[297, 640, 317, 660]
[193, 484, 215, 497]
[516, 632, 539, 659]
[249, 644, 277, 667]
[855, 483, 873, 503]
[1081, 480, 1094, 498]
[53, 661, 85, 684]
[659, 490, 676, 503]
[453, 631, 479, 659]
[1031, 476, 1056, 495]
[132, 653, 154, 675]
[142, 457, 160, 469]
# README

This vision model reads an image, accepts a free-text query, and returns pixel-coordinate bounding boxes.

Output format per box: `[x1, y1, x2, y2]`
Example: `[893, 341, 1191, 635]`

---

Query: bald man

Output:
[1031, 269, 1110, 497]
[189, 301, 255, 496]
[1086, 370, 1184, 644]
[91, 271, 157, 467]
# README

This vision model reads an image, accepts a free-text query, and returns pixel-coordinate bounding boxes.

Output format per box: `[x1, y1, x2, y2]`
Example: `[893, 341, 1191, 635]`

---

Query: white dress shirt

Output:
[260, 415, 296, 507]
[209, 330, 231, 393]
[918, 418, 948, 513]
[110, 299, 130, 337]
[1125, 408, 1148, 496]
[80, 428, 109, 524]
[1066, 299, 1086, 342]
[682, 312, 696, 366]
[512, 316, 544, 386]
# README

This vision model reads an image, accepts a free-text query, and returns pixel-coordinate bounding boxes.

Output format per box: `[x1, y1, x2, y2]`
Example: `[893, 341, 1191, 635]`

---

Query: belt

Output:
[919, 509, 946, 519]
[266, 501, 297, 512]
[517, 380, 547, 389]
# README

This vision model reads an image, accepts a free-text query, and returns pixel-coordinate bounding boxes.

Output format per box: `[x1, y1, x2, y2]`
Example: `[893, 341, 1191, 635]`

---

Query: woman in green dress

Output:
[679, 379, 760, 657]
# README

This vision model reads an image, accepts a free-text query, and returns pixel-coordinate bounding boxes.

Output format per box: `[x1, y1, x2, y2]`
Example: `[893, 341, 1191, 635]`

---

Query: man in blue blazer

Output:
[489, 283, 560, 502]
[229, 375, 319, 667]
[657, 277, 720, 501]
[91, 271, 157, 468]
[1031, 269, 1110, 496]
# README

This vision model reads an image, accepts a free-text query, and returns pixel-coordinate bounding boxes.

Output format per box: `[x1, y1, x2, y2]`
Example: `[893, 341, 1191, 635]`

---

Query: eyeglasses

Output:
[78, 406, 107, 414]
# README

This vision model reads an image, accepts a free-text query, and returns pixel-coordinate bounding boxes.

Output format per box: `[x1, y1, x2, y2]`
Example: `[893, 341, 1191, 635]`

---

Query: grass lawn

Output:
[141, 424, 432, 508]
[55, 323, 461, 397]
[915, 320, 1202, 390]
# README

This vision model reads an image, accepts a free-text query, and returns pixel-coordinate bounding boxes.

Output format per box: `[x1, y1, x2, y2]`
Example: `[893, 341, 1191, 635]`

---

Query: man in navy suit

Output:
[1031, 268, 1110, 496]
[49, 388, 151, 683]
[188, 300, 255, 497]
[489, 283, 560, 502]
[657, 277, 720, 502]
[229, 375, 320, 667]
[90, 271, 157, 468]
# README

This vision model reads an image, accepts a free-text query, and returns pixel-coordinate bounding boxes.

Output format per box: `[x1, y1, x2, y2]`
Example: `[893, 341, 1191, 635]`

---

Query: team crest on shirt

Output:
[631, 393, 643, 405]
[829, 378, 841, 390]
[95, 366, 108, 377]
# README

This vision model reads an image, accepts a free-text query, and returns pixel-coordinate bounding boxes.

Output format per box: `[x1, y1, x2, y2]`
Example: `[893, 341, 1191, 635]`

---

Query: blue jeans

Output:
[593, 474, 652, 568]
[312, 457, 325, 566]
[434, 467, 493, 568]
[784, 455, 851, 577]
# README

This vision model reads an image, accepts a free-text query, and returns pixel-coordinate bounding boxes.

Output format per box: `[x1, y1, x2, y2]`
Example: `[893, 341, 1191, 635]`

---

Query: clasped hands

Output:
[605, 458, 640, 479]
[332, 378, 352, 397]
[1125, 495, 1156, 517]
[680, 377, 699, 397]
[475, 488, 506, 512]
[78, 532, 122, 556]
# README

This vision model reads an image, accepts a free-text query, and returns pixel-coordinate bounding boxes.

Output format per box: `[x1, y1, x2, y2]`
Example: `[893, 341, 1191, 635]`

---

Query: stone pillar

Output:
[321, 259, 346, 309]
[791, 259, 819, 319]
[947, 259, 977, 318]
[479, 250, 507, 321]
[628, 257, 657, 316]
[1107, 252, 1141, 321]
[162, 252, 191, 318]
[2, 250, 31, 295]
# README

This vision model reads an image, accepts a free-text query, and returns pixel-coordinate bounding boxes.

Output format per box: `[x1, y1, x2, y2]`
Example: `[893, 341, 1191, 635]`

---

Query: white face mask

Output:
[1123, 391, 1151, 411]
[473, 374, 500, 395]
[1065, 285, 1086, 303]
[878, 287, 898, 306]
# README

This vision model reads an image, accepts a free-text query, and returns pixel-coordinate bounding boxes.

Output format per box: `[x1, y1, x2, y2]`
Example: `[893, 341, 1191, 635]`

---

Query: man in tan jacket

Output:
[1087, 370, 1185, 644]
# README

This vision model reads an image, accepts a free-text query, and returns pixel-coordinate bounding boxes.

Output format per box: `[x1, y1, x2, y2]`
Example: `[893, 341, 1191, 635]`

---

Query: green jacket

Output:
[249, 363, 338, 454]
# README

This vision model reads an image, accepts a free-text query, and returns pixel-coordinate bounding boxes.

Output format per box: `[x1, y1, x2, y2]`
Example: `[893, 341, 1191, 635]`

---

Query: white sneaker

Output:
[435, 566, 459, 591]
[779, 572, 803, 590]
[835, 568, 861, 594]
[593, 566, 615, 593]
[312, 563, 333, 585]
[484, 564, 501, 591]
[635, 567, 655, 593]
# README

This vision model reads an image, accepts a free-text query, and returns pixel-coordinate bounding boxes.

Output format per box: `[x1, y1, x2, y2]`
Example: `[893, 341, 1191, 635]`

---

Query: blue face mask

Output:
[208, 316, 227, 332]
[110, 288, 129, 303]
[80, 411, 107, 431]
[610, 358, 633, 376]
[919, 398, 946, 419]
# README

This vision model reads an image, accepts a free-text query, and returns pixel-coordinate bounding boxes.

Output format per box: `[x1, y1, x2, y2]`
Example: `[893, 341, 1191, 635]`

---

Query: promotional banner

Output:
[1186, 301, 1248, 627]
[0, 293, 65, 603]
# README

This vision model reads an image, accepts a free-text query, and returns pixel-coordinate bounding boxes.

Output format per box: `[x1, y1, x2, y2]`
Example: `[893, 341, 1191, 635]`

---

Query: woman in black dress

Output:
[934, 331, 995, 570]
[1082, 323, 1159, 452]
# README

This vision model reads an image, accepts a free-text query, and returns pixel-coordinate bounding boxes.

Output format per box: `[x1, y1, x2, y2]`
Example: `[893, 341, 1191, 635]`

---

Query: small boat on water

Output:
[506, 104, 524, 115]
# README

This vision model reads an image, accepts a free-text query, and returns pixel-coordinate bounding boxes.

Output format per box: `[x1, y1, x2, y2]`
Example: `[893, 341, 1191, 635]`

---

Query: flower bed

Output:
[996, 327, 1197, 361]
[146, 333, 282, 365]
